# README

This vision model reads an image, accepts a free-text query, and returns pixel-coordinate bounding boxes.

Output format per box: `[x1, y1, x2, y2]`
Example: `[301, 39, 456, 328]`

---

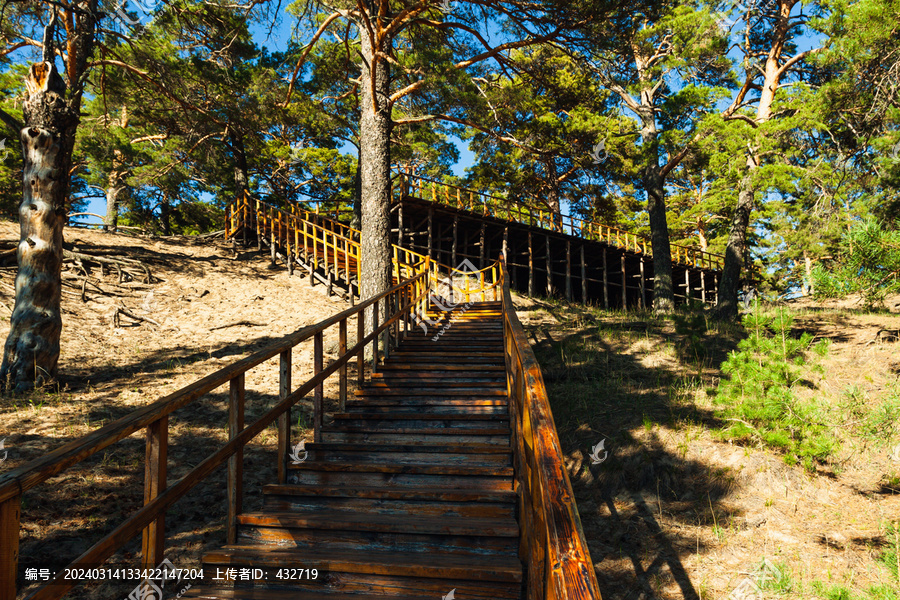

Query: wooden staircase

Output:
[183, 301, 523, 599]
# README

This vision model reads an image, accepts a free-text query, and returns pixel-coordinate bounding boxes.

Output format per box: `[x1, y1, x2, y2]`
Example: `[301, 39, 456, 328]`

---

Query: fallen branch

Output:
[113, 304, 161, 328]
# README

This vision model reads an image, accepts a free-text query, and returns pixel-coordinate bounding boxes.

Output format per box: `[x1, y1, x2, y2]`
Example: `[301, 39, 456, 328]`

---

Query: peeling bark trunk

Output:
[160, 192, 172, 236]
[358, 19, 392, 313]
[1, 62, 79, 391]
[352, 157, 362, 230]
[231, 129, 249, 203]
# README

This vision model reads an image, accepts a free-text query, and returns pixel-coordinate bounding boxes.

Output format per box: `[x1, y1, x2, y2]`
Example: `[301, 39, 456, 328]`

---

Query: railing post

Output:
[339, 318, 348, 412]
[141, 416, 168, 572]
[314, 332, 324, 443]
[372, 298, 380, 373]
[227, 374, 245, 544]
[0, 495, 21, 600]
[357, 309, 365, 387]
[278, 349, 291, 484]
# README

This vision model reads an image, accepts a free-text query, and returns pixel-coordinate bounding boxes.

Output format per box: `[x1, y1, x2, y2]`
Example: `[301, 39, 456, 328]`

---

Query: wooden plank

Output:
[278, 349, 291, 483]
[545, 234, 552, 296]
[314, 333, 323, 443]
[339, 318, 348, 412]
[580, 245, 587, 306]
[566, 240, 572, 302]
[227, 374, 245, 545]
[141, 416, 167, 572]
[0, 495, 21, 600]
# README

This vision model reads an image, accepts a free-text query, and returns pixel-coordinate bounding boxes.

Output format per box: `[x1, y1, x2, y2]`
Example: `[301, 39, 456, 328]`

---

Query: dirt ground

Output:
[516, 295, 900, 600]
[0, 220, 357, 599]
[1, 221, 899, 599]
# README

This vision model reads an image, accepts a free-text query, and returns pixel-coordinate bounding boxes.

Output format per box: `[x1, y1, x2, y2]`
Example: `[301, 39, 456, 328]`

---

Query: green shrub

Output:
[715, 304, 834, 470]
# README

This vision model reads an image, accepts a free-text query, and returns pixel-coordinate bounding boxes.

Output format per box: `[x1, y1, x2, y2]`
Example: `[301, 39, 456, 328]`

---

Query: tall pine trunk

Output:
[358, 21, 392, 308]
[104, 150, 125, 233]
[715, 154, 756, 320]
[641, 127, 674, 312]
[1, 62, 78, 391]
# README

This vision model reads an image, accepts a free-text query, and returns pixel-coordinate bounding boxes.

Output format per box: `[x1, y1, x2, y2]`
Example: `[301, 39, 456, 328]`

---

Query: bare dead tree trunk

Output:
[358, 17, 392, 315]
[1, 61, 78, 391]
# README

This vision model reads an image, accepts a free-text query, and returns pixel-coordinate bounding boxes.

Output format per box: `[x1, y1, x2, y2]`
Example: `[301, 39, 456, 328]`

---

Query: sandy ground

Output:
[0, 221, 358, 599]
[515, 295, 900, 599]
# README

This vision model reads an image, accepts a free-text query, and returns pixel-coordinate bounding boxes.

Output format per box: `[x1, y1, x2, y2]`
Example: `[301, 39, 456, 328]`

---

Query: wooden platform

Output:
[182, 302, 522, 599]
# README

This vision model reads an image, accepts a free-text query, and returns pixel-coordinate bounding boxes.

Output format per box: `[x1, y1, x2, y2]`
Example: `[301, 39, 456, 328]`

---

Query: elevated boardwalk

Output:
[395, 174, 723, 309]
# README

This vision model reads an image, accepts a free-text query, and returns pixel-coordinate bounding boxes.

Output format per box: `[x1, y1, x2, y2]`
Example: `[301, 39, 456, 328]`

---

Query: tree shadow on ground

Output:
[524, 304, 745, 599]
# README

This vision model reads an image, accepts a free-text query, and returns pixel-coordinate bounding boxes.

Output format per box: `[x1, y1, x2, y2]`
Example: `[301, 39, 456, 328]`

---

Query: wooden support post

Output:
[452, 216, 458, 265]
[566, 241, 573, 302]
[580, 245, 587, 305]
[713, 273, 718, 305]
[357, 311, 365, 387]
[685, 269, 691, 303]
[545, 235, 552, 296]
[0, 495, 20, 600]
[270, 207, 276, 266]
[528, 231, 534, 296]
[372, 299, 380, 373]
[141, 416, 167, 572]
[427, 208, 434, 259]
[701, 271, 707, 304]
[286, 217, 294, 276]
[256, 199, 262, 252]
[278, 349, 292, 481]
[313, 332, 323, 444]
[398, 201, 404, 247]
[621, 254, 627, 309]
[227, 374, 245, 544]
[639, 258, 646, 309]
[602, 248, 609, 309]
[479, 222, 486, 269]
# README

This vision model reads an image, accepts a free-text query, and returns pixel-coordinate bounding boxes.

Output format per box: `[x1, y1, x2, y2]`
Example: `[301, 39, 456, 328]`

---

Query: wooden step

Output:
[321, 431, 511, 445]
[344, 403, 507, 415]
[199, 546, 521, 583]
[376, 363, 505, 371]
[354, 387, 507, 397]
[286, 463, 513, 489]
[237, 512, 519, 558]
[294, 447, 511, 467]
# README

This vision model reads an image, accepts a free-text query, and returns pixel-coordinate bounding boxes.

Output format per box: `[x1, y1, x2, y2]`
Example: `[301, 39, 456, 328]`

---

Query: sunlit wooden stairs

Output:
[182, 301, 522, 599]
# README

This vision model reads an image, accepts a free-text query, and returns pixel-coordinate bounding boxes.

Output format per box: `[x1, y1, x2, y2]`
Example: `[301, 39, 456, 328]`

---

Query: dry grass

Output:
[514, 293, 900, 600]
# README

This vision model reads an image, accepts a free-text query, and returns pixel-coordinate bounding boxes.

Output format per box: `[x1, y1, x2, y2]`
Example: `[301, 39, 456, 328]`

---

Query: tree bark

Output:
[104, 150, 125, 233]
[640, 124, 674, 312]
[1, 62, 78, 391]
[358, 17, 393, 311]
[715, 154, 756, 320]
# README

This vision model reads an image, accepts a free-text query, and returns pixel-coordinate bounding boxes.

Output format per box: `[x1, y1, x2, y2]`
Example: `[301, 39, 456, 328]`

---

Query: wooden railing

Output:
[396, 173, 724, 271]
[0, 262, 434, 599]
[500, 253, 603, 600]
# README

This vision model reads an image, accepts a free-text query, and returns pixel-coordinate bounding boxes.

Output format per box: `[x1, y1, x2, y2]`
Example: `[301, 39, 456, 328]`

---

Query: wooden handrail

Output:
[397, 172, 725, 271]
[499, 253, 603, 599]
[0, 260, 432, 599]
